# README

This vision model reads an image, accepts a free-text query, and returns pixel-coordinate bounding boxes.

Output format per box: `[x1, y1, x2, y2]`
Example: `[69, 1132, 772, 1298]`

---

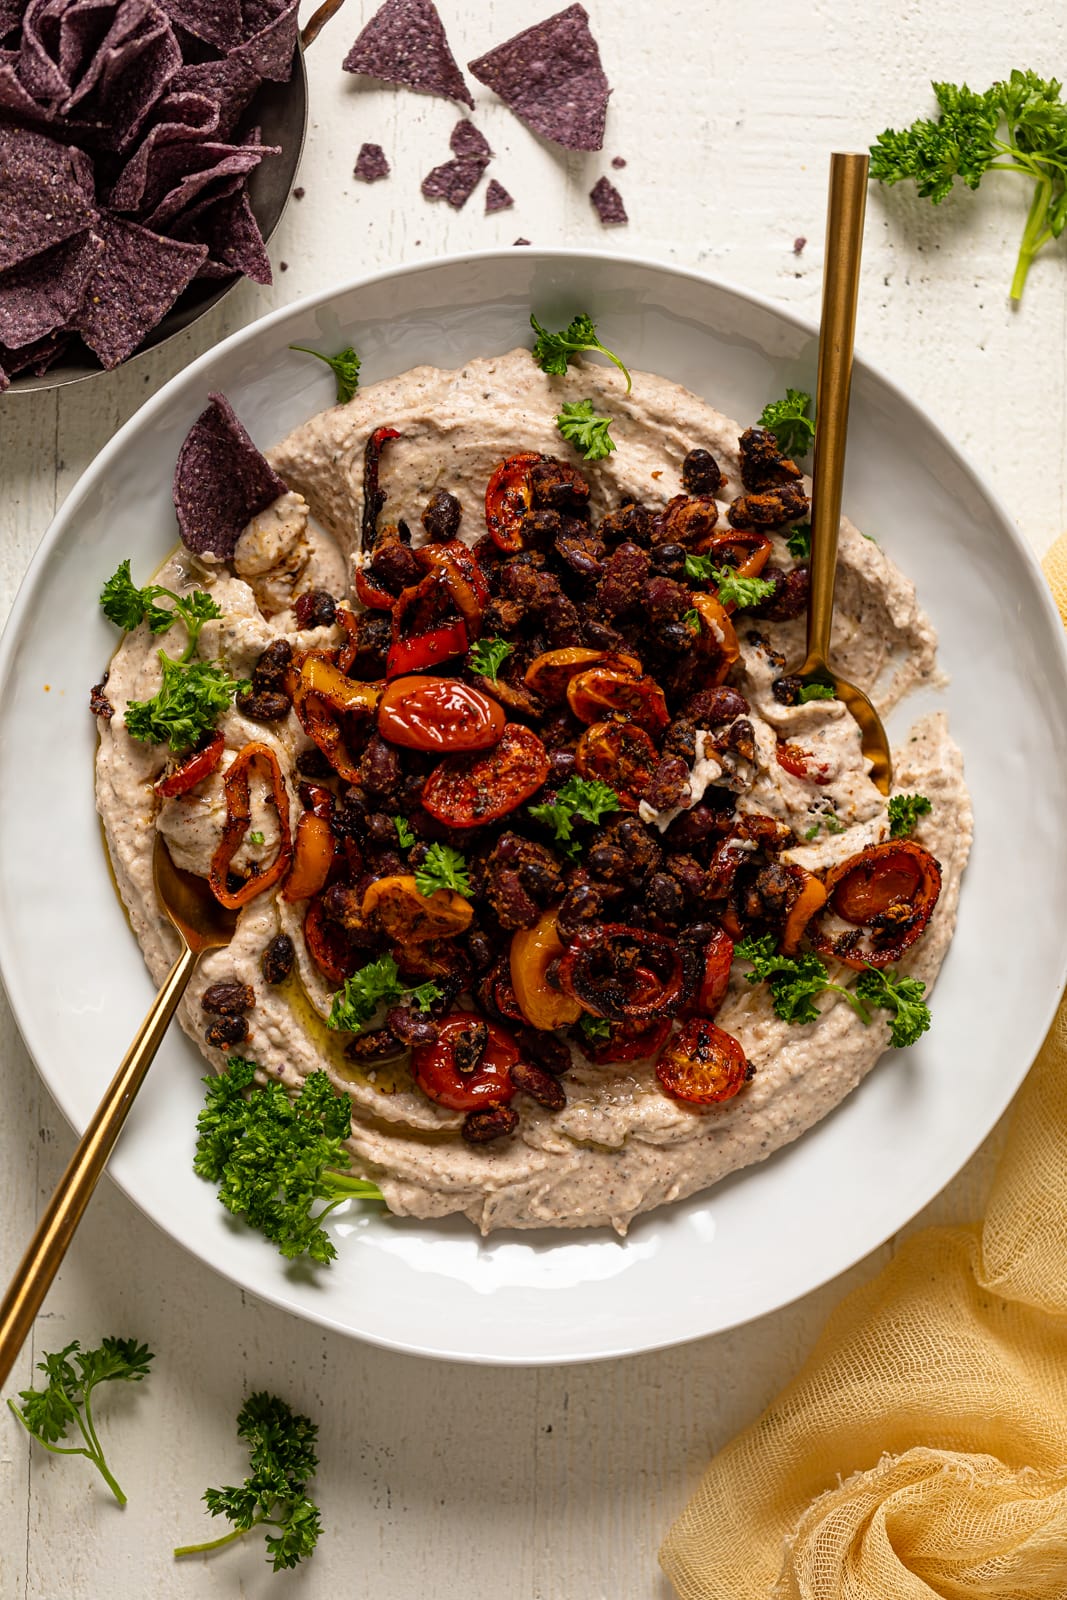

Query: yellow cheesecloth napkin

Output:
[660, 539, 1067, 1600]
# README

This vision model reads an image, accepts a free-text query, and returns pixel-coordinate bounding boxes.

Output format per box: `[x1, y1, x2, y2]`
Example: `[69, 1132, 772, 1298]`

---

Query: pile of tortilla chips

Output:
[0, 0, 299, 387]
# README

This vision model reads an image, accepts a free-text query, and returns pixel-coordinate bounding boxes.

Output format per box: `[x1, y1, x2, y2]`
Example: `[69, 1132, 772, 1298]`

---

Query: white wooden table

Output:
[2, 4, 1065, 1594]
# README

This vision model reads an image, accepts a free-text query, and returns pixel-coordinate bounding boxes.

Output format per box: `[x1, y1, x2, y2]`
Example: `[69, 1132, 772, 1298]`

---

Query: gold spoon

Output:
[0, 837, 237, 1387]
[796, 151, 893, 794]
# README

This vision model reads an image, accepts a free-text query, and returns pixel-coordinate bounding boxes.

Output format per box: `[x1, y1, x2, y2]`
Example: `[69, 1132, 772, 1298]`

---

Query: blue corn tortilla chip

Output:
[173, 390, 287, 558]
[485, 177, 513, 213]
[0, 228, 103, 345]
[353, 141, 389, 182]
[468, 4, 610, 152]
[450, 119, 490, 161]
[0, 328, 72, 387]
[0, 124, 97, 271]
[75, 214, 207, 367]
[166, 55, 260, 137]
[421, 154, 485, 210]
[344, 0, 473, 108]
[110, 129, 277, 226]
[590, 174, 626, 225]
[227, 0, 296, 82]
[59, 0, 182, 140]
[154, 0, 242, 52]
[172, 182, 271, 282]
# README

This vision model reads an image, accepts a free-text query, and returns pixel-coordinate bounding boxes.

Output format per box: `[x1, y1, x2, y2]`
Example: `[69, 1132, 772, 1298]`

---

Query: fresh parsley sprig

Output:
[530, 312, 632, 392]
[736, 935, 931, 1045]
[7, 1337, 153, 1505]
[289, 343, 362, 403]
[528, 776, 621, 858]
[757, 389, 815, 457]
[124, 655, 248, 752]
[556, 398, 616, 462]
[870, 71, 1067, 300]
[414, 842, 471, 899]
[193, 1059, 383, 1263]
[100, 559, 221, 660]
[786, 523, 812, 560]
[888, 793, 933, 838]
[467, 636, 513, 682]
[326, 955, 442, 1034]
[855, 966, 932, 1048]
[393, 815, 416, 849]
[798, 682, 836, 703]
[683, 554, 777, 610]
[175, 1392, 322, 1571]
[578, 1015, 611, 1044]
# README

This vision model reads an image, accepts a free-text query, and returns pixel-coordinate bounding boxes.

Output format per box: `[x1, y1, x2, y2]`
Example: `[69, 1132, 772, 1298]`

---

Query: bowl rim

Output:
[2, 245, 1065, 1363]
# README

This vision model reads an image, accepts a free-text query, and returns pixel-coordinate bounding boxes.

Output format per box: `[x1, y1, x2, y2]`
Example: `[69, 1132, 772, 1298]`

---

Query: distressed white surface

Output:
[0, 1, 1064, 1594]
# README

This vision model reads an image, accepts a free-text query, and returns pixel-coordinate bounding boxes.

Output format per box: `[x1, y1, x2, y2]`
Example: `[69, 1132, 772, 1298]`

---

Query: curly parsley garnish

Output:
[327, 955, 442, 1034]
[529, 776, 621, 858]
[393, 815, 416, 849]
[175, 1392, 322, 1571]
[289, 343, 361, 403]
[888, 793, 933, 838]
[736, 936, 930, 1046]
[757, 388, 815, 457]
[870, 71, 1067, 300]
[124, 655, 247, 753]
[530, 311, 632, 392]
[787, 523, 812, 560]
[556, 398, 616, 462]
[684, 553, 777, 609]
[798, 682, 836, 703]
[101, 559, 244, 753]
[7, 1337, 153, 1505]
[414, 842, 471, 899]
[578, 1015, 611, 1044]
[193, 1059, 383, 1262]
[855, 966, 932, 1048]
[467, 636, 513, 682]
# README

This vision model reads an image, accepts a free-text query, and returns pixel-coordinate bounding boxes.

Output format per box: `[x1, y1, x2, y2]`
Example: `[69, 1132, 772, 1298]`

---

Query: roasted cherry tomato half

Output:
[154, 730, 225, 798]
[574, 720, 658, 809]
[580, 1017, 671, 1065]
[524, 647, 642, 705]
[509, 910, 583, 1030]
[557, 923, 684, 1021]
[656, 1020, 751, 1105]
[566, 666, 669, 735]
[361, 874, 472, 943]
[304, 895, 359, 986]
[775, 741, 832, 785]
[421, 723, 550, 828]
[281, 812, 336, 903]
[485, 452, 540, 552]
[808, 840, 942, 970]
[378, 676, 505, 753]
[682, 929, 735, 1019]
[412, 1013, 519, 1111]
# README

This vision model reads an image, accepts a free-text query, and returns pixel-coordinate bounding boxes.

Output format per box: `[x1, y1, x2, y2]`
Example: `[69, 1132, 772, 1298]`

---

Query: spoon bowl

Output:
[154, 835, 239, 954]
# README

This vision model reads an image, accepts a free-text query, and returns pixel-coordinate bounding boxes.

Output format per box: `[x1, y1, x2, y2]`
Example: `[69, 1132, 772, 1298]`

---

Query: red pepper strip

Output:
[485, 452, 539, 552]
[304, 895, 356, 985]
[415, 540, 490, 605]
[335, 607, 361, 673]
[281, 812, 335, 903]
[208, 741, 293, 910]
[386, 620, 469, 680]
[154, 730, 225, 798]
[362, 426, 401, 551]
[354, 567, 397, 612]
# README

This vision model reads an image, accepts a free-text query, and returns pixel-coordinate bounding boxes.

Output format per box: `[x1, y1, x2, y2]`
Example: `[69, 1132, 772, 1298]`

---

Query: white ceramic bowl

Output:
[1, 249, 1065, 1365]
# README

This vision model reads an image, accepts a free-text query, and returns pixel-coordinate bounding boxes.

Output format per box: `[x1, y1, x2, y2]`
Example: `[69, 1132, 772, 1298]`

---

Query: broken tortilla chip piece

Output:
[590, 174, 627, 225]
[173, 391, 288, 558]
[353, 141, 390, 182]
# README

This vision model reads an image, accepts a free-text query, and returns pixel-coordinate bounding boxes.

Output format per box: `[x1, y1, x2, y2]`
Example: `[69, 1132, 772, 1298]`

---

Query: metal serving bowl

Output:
[8, 44, 309, 393]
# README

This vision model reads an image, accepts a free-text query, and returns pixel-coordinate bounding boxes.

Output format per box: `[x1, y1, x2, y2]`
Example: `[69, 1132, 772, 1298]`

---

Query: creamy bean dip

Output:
[95, 349, 971, 1233]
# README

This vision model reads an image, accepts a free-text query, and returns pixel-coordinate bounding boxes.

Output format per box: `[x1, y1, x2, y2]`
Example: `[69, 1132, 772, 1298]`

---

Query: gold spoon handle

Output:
[804, 152, 869, 671]
[0, 942, 197, 1389]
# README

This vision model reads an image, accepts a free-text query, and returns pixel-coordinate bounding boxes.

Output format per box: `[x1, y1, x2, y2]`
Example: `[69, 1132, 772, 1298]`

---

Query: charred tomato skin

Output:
[656, 1020, 752, 1105]
[412, 1013, 519, 1111]
[421, 724, 550, 828]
